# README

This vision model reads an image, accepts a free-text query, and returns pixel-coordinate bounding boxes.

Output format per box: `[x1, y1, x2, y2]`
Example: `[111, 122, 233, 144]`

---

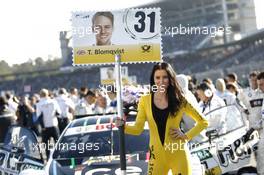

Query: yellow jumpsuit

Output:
[125, 94, 208, 175]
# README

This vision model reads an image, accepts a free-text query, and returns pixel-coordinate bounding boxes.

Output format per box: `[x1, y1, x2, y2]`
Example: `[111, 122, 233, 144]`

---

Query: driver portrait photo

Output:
[92, 11, 114, 46]
[106, 67, 114, 79]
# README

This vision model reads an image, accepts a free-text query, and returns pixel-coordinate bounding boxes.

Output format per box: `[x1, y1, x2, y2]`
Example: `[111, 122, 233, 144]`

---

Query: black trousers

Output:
[42, 126, 60, 158]
[58, 118, 69, 133]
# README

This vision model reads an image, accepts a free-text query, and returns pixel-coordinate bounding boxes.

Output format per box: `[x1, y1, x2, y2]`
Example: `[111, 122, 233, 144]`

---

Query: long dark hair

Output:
[150, 62, 186, 116]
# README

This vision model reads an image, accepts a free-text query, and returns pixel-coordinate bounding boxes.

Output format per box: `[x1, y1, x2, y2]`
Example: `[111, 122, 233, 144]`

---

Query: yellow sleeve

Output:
[125, 96, 147, 135]
[184, 100, 208, 141]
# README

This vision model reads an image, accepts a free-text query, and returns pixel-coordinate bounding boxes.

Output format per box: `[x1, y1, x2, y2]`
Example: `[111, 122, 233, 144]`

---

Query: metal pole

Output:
[115, 54, 126, 175]
[222, 0, 228, 43]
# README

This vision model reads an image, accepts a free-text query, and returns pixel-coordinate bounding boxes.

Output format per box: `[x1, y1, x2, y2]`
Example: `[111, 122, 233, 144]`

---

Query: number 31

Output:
[134, 11, 156, 33]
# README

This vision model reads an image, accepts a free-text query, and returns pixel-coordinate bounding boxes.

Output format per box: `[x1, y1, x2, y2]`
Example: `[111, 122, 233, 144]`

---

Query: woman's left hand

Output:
[169, 127, 188, 140]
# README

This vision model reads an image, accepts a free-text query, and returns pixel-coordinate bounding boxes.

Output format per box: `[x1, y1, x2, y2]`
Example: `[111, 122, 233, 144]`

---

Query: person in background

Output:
[36, 88, 61, 158]
[215, 78, 226, 99]
[16, 95, 35, 128]
[79, 87, 88, 100]
[94, 92, 114, 114]
[255, 72, 264, 175]
[5, 92, 18, 117]
[215, 78, 242, 107]
[225, 83, 249, 115]
[30, 94, 42, 136]
[238, 71, 259, 110]
[107, 85, 117, 109]
[196, 82, 226, 133]
[248, 71, 259, 91]
[196, 83, 225, 114]
[48, 90, 55, 99]
[238, 72, 264, 134]
[0, 96, 15, 143]
[69, 87, 79, 107]
[224, 83, 238, 104]
[257, 89, 264, 174]
[75, 90, 96, 116]
[55, 88, 75, 133]
[187, 75, 197, 94]
[226, 73, 243, 91]
[202, 78, 216, 93]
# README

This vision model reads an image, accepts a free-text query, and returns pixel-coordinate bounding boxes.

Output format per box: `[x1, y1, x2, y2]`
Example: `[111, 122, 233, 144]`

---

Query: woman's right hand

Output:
[169, 127, 188, 140]
[115, 117, 125, 127]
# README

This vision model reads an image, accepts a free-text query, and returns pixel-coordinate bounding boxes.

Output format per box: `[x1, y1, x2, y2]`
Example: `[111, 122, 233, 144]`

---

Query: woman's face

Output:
[153, 69, 169, 92]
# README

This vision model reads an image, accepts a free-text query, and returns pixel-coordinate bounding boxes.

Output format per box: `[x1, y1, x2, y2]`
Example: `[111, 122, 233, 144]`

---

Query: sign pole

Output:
[115, 54, 126, 175]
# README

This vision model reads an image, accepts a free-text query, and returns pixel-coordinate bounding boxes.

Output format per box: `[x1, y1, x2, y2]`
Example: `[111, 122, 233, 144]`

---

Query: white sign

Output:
[72, 8, 162, 65]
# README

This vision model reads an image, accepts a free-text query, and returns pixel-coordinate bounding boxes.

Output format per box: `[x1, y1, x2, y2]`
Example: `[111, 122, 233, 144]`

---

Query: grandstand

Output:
[171, 29, 264, 82]
[154, 0, 225, 52]
[1, 29, 263, 95]
[0, 0, 263, 95]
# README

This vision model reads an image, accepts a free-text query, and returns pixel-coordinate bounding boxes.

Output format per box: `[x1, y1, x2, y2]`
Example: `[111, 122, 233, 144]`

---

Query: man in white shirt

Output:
[197, 83, 226, 114]
[94, 92, 115, 114]
[226, 73, 243, 92]
[238, 71, 258, 109]
[224, 83, 249, 113]
[5, 92, 18, 117]
[214, 78, 241, 106]
[69, 87, 80, 107]
[55, 88, 75, 133]
[196, 83, 226, 134]
[36, 88, 61, 157]
[222, 82, 237, 105]
[248, 71, 259, 91]
[256, 72, 264, 175]
[238, 72, 264, 134]
[75, 90, 96, 116]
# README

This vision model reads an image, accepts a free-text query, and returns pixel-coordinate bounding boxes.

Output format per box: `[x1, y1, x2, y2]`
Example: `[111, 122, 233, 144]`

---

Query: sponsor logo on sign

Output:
[141, 45, 151, 53]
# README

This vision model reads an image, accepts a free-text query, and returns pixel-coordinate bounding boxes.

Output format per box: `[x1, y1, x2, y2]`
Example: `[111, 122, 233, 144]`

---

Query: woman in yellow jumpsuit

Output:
[123, 62, 208, 175]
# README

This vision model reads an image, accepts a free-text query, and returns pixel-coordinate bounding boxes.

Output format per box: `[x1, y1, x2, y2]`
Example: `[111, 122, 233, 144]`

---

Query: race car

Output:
[18, 104, 259, 175]
[17, 113, 149, 175]
[0, 126, 44, 175]
[191, 105, 259, 175]
[18, 109, 203, 175]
